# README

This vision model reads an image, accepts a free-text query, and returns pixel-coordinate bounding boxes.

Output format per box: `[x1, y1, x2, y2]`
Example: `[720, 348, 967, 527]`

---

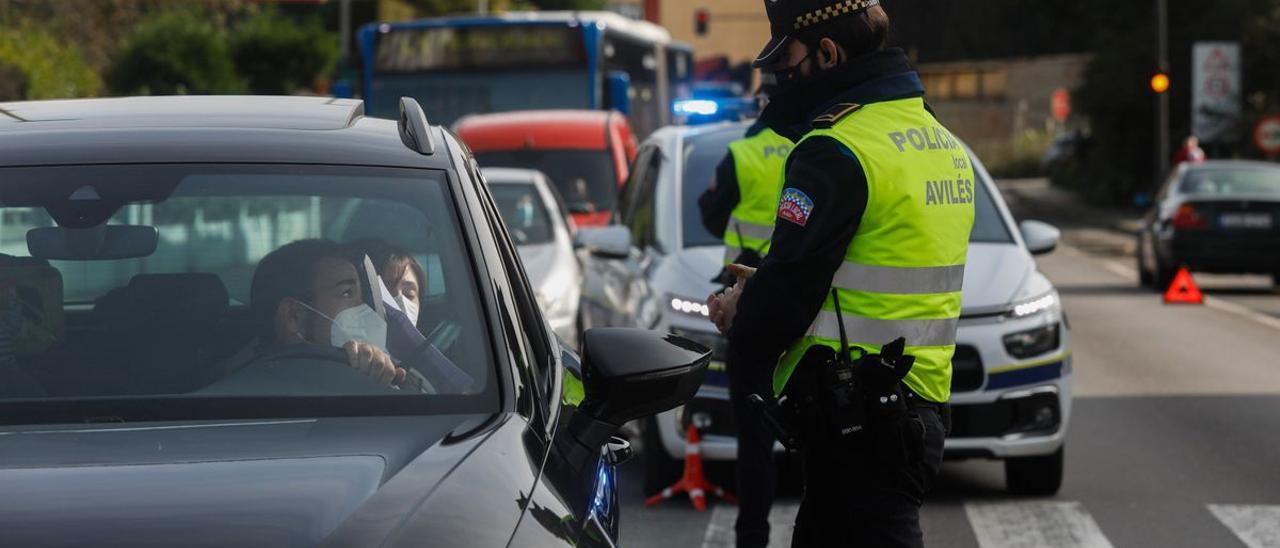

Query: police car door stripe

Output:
[965, 501, 1114, 548]
[700, 502, 800, 548]
[1208, 504, 1280, 548]
[730, 217, 775, 241]
[831, 261, 967, 294]
[810, 310, 958, 347]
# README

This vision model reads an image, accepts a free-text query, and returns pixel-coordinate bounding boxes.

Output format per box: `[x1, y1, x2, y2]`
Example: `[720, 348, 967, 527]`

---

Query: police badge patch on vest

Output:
[777, 187, 814, 227]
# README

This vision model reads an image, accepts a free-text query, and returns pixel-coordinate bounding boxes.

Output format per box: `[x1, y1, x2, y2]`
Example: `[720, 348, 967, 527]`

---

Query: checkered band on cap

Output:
[793, 0, 880, 30]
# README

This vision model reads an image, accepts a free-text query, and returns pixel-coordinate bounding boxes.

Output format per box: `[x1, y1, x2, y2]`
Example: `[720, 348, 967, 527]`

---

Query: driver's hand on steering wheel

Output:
[343, 341, 406, 386]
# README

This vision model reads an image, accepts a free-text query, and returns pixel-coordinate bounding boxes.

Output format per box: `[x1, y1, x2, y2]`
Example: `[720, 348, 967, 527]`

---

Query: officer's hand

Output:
[727, 264, 757, 281]
[343, 341, 407, 386]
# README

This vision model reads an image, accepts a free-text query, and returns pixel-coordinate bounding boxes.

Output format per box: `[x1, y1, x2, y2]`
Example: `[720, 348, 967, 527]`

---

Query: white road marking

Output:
[1061, 243, 1280, 333]
[1209, 504, 1280, 548]
[701, 502, 799, 548]
[965, 501, 1114, 548]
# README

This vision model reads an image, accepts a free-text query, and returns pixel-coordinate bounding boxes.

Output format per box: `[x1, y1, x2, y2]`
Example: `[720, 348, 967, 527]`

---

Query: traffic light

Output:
[1150, 72, 1170, 94]
[695, 9, 709, 36]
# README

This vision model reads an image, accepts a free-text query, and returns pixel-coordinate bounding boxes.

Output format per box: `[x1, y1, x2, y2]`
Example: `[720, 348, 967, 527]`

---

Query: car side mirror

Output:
[568, 328, 709, 451]
[577, 226, 632, 259]
[1020, 220, 1061, 256]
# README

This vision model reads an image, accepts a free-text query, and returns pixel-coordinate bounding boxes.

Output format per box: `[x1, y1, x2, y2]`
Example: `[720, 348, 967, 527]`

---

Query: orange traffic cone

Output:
[644, 424, 737, 511]
[1164, 267, 1204, 304]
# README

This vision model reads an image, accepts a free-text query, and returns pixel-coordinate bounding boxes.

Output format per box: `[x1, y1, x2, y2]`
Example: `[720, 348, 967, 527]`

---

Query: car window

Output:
[491, 183, 555, 246]
[967, 153, 1016, 244]
[1179, 167, 1280, 196]
[626, 149, 662, 249]
[473, 149, 617, 213]
[617, 146, 655, 226]
[0, 164, 496, 423]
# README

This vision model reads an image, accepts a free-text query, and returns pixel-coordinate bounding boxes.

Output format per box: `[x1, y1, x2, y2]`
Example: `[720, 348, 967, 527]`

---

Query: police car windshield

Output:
[682, 127, 744, 248]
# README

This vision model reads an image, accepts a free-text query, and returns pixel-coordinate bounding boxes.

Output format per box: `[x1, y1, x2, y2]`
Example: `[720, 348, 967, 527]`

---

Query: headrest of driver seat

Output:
[95, 274, 229, 325]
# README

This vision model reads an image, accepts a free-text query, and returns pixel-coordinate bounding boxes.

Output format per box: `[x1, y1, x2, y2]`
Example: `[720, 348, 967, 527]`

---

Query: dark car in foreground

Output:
[0, 96, 708, 547]
[1138, 160, 1280, 289]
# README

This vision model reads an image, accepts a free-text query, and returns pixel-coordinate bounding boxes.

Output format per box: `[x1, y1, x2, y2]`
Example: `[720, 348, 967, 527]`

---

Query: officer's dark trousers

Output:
[727, 347, 777, 548]
[790, 400, 949, 548]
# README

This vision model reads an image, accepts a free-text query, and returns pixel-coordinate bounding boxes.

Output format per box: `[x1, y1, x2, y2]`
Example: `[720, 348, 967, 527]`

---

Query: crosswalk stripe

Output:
[700, 502, 800, 548]
[964, 501, 1114, 548]
[1208, 504, 1280, 548]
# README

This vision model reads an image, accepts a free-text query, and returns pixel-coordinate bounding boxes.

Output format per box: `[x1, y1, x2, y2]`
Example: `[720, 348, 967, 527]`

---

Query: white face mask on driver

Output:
[296, 300, 388, 351]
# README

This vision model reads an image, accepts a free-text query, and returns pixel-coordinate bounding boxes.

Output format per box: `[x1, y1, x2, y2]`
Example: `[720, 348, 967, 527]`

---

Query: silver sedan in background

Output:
[484, 167, 584, 348]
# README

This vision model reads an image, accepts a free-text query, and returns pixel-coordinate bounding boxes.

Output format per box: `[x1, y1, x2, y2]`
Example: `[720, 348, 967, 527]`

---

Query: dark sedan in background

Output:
[0, 96, 708, 547]
[1138, 160, 1280, 289]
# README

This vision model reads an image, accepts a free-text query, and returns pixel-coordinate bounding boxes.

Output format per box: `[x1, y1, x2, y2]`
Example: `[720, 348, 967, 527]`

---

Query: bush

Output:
[107, 10, 243, 96]
[0, 23, 100, 100]
[231, 11, 339, 95]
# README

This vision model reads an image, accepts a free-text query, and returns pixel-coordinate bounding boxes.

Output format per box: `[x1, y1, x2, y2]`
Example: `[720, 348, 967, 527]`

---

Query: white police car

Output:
[578, 121, 1072, 495]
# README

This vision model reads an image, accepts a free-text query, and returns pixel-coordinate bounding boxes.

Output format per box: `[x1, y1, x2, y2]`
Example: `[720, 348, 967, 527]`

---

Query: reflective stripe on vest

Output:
[724, 127, 793, 265]
[773, 97, 975, 403]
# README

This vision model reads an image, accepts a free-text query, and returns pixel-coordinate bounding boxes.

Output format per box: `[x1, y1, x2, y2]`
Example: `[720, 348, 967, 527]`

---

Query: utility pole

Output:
[1155, 0, 1170, 187]
[339, 0, 352, 63]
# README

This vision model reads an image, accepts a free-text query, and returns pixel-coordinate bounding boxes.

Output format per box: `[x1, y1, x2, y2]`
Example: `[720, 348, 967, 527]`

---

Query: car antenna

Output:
[398, 97, 435, 156]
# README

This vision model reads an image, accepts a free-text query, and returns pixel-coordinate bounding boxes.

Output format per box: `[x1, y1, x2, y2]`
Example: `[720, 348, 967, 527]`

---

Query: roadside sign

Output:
[1192, 42, 1241, 143]
[1254, 116, 1280, 157]
[1051, 88, 1071, 122]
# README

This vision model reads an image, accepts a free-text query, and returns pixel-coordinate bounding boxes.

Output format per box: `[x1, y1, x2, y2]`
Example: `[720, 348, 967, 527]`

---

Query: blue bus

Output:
[358, 11, 694, 138]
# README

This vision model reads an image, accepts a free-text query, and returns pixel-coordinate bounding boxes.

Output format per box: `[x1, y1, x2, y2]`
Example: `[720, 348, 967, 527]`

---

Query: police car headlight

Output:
[1003, 323, 1061, 359]
[668, 294, 711, 318]
[1007, 291, 1058, 319]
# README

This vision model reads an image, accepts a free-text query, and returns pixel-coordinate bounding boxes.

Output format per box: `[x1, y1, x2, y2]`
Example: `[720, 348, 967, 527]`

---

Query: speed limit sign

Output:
[1254, 116, 1280, 156]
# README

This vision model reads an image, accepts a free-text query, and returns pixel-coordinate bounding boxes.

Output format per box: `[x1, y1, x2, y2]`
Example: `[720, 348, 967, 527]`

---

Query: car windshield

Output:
[681, 128, 1015, 247]
[1179, 167, 1280, 196]
[473, 149, 617, 213]
[0, 164, 495, 423]
[490, 182, 555, 246]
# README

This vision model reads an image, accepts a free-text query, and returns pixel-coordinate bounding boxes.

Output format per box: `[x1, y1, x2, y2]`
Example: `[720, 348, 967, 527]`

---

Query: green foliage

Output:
[0, 23, 100, 100]
[404, 0, 478, 15]
[106, 10, 244, 96]
[524, 0, 605, 9]
[231, 10, 339, 95]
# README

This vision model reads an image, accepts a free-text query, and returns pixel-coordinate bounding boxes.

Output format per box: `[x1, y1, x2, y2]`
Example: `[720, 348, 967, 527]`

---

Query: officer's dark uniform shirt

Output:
[728, 48, 930, 365]
[697, 98, 811, 239]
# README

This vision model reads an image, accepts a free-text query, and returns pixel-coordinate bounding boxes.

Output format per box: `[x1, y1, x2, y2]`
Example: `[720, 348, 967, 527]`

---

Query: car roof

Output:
[1185, 159, 1280, 172]
[0, 96, 455, 169]
[481, 167, 546, 185]
[456, 110, 617, 151]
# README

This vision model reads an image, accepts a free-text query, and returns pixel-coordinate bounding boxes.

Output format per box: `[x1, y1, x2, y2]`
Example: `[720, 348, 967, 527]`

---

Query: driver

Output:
[248, 239, 404, 385]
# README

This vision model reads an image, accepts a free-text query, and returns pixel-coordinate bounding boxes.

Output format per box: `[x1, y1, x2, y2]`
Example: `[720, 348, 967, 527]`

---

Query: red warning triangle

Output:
[1164, 267, 1204, 304]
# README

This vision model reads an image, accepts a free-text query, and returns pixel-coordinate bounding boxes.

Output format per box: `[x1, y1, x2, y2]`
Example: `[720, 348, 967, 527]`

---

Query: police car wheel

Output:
[642, 418, 682, 496]
[1005, 447, 1064, 496]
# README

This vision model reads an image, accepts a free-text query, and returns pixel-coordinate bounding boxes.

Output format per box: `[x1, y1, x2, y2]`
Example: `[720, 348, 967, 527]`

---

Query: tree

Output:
[231, 10, 339, 95]
[106, 9, 244, 96]
[0, 22, 100, 100]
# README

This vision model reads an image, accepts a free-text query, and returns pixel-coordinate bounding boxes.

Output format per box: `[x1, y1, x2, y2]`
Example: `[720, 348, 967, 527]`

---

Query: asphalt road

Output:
[616, 182, 1280, 548]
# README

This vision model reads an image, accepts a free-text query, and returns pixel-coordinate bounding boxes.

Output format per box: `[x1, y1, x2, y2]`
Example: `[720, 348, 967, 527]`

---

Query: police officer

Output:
[708, 0, 975, 545]
[697, 74, 808, 548]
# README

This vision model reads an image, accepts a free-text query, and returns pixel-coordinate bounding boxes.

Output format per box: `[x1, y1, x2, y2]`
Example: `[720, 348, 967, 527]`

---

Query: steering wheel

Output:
[245, 343, 436, 396]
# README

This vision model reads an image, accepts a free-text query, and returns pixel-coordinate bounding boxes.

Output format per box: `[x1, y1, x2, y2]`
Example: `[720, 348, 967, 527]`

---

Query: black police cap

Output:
[752, 0, 881, 69]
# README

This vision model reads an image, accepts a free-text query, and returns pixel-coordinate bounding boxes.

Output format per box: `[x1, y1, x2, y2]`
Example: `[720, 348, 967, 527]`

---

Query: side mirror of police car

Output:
[1020, 220, 1061, 256]
[578, 225, 632, 259]
[565, 328, 709, 452]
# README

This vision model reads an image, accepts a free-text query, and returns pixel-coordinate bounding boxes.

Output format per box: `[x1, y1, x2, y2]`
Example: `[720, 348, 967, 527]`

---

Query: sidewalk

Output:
[995, 178, 1140, 258]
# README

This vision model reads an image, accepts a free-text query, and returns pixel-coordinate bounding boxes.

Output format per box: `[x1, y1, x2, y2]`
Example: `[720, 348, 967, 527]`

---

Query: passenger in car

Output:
[245, 239, 405, 385]
[366, 244, 424, 327]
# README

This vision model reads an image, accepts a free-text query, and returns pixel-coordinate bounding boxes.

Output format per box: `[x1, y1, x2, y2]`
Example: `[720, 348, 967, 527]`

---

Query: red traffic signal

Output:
[1150, 72, 1170, 94]
[695, 9, 709, 36]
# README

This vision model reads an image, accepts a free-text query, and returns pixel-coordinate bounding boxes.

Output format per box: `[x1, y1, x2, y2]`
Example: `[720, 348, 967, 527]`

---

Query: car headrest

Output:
[96, 273, 229, 326]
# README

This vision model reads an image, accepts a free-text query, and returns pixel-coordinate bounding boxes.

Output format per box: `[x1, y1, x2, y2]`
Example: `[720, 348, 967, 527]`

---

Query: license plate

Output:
[1219, 213, 1273, 229]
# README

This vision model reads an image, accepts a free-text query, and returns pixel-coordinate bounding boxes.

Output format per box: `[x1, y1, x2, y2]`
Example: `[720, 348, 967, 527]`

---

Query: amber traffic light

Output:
[1150, 72, 1170, 94]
